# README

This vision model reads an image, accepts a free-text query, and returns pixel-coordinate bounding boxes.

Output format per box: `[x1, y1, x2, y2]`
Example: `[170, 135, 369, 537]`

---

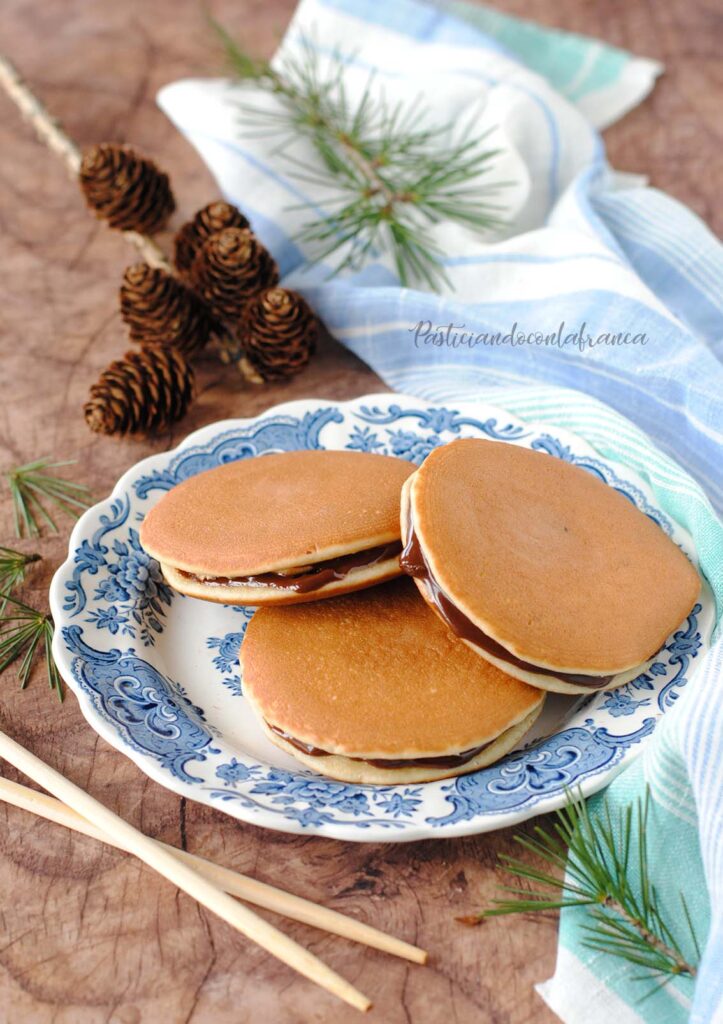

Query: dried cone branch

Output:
[190, 227, 279, 320]
[240, 287, 318, 382]
[84, 348, 194, 436]
[79, 143, 175, 234]
[174, 201, 250, 275]
[120, 262, 215, 357]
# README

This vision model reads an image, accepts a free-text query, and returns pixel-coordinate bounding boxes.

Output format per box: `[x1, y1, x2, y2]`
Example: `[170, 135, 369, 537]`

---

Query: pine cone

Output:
[120, 263, 215, 357]
[174, 201, 250, 274]
[79, 143, 175, 234]
[190, 227, 279, 320]
[240, 287, 318, 382]
[84, 347, 194, 436]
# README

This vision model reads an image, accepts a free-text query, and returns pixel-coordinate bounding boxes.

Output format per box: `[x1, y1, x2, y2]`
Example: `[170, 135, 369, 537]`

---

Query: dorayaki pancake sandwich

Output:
[241, 578, 545, 784]
[139, 450, 414, 605]
[400, 438, 700, 696]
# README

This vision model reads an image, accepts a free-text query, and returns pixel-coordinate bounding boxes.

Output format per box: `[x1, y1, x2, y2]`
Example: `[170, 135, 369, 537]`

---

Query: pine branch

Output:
[0, 594, 62, 701]
[466, 790, 698, 990]
[211, 21, 508, 290]
[4, 458, 91, 538]
[0, 53, 260, 382]
[0, 54, 171, 270]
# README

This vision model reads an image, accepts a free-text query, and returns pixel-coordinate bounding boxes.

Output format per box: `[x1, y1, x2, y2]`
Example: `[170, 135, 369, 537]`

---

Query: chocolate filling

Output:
[179, 540, 403, 594]
[400, 514, 619, 690]
[267, 723, 494, 769]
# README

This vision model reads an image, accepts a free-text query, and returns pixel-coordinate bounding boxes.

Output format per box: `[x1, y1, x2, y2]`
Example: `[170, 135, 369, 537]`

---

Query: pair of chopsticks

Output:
[0, 732, 427, 1012]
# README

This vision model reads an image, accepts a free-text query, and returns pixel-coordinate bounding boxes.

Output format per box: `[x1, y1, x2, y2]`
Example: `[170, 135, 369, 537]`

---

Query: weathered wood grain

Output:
[0, 0, 716, 1021]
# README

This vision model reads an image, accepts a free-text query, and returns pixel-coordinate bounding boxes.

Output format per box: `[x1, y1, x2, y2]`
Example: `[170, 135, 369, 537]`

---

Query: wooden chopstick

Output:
[0, 774, 427, 965]
[0, 731, 371, 1012]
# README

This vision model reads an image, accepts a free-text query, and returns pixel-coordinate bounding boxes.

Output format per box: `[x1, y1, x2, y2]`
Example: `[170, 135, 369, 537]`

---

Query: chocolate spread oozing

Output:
[180, 540, 403, 594]
[399, 515, 618, 690]
[267, 723, 493, 769]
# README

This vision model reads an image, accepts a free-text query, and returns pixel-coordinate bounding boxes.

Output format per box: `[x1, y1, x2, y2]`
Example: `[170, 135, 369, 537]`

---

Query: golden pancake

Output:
[241, 578, 544, 784]
[139, 450, 414, 604]
[401, 439, 700, 695]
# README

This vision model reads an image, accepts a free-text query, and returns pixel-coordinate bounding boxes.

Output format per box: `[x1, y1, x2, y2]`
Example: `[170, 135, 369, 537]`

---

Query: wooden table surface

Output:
[0, 1, 717, 1021]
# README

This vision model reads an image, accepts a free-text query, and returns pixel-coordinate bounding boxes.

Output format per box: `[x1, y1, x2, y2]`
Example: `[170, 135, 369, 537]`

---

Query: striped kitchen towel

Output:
[158, 0, 723, 517]
[158, 1, 723, 1021]
[438, 0, 664, 128]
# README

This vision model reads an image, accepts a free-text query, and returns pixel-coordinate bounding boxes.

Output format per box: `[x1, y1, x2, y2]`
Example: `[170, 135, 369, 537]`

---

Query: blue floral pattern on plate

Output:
[63, 500, 173, 646]
[207, 622, 251, 696]
[49, 395, 713, 842]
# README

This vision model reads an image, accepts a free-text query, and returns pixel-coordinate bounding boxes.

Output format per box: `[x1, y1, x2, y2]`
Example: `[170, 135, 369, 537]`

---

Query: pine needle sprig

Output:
[5, 458, 91, 538]
[212, 21, 509, 290]
[464, 790, 698, 992]
[0, 594, 62, 701]
[0, 547, 41, 612]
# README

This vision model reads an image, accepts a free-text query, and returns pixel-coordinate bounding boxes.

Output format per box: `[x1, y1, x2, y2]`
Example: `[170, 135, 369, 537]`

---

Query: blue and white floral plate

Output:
[50, 395, 713, 842]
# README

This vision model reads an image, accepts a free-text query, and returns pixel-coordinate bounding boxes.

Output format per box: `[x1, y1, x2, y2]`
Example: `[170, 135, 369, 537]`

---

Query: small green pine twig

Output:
[0, 593, 62, 701]
[0, 547, 41, 612]
[471, 789, 698, 992]
[211, 20, 509, 290]
[4, 457, 91, 538]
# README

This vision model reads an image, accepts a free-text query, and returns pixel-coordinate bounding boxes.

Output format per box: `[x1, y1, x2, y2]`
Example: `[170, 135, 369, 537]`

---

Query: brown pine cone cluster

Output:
[240, 287, 318, 382]
[173, 202, 320, 382]
[84, 347, 194, 436]
[174, 201, 250, 275]
[120, 263, 215, 357]
[79, 144, 175, 234]
[190, 227, 279, 320]
[80, 143, 320, 436]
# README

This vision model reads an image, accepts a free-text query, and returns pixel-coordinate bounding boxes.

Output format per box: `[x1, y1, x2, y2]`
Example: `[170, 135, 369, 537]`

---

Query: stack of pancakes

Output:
[140, 441, 700, 784]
